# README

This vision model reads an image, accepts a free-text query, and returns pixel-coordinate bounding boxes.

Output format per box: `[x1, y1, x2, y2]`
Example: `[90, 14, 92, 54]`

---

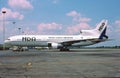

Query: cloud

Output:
[115, 20, 120, 25]
[66, 23, 90, 34]
[78, 17, 91, 22]
[67, 10, 80, 17]
[37, 22, 62, 34]
[0, 7, 24, 20]
[52, 0, 59, 4]
[23, 27, 36, 35]
[8, 0, 33, 10]
[67, 10, 91, 23]
[106, 20, 120, 38]
[66, 10, 91, 34]
[0, 7, 24, 32]
[115, 20, 120, 33]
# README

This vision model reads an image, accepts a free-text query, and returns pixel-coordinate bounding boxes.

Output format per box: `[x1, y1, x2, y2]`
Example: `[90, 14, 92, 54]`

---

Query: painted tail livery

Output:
[96, 20, 108, 39]
[80, 20, 108, 39]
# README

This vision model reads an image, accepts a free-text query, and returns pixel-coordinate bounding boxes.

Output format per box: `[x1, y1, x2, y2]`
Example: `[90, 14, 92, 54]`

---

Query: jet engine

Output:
[48, 43, 63, 49]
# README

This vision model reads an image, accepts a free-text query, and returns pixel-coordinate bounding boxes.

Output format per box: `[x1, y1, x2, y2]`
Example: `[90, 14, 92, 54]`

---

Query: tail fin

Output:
[80, 20, 108, 39]
[95, 20, 108, 39]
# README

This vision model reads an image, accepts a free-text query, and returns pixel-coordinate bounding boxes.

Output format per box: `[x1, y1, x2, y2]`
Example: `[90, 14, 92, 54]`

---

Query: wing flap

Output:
[60, 38, 100, 46]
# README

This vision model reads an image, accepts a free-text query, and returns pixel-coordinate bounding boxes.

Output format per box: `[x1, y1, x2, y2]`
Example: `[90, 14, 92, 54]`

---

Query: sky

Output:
[0, 0, 120, 46]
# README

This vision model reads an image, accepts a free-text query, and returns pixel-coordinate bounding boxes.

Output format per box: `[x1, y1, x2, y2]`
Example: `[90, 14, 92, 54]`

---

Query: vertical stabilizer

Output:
[95, 20, 108, 39]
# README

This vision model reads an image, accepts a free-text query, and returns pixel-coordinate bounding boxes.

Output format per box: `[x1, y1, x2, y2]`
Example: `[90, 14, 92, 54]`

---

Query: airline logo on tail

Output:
[98, 22, 105, 31]
[98, 20, 108, 39]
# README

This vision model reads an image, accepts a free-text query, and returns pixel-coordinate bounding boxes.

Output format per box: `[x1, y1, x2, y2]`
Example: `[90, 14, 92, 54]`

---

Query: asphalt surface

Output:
[0, 49, 120, 78]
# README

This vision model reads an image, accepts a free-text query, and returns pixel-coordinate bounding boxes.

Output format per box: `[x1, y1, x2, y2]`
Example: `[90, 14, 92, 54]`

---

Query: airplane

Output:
[5, 20, 108, 51]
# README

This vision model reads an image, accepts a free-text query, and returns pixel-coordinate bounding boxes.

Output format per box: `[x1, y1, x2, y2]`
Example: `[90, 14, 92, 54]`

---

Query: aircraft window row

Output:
[48, 37, 73, 39]
[17, 39, 21, 41]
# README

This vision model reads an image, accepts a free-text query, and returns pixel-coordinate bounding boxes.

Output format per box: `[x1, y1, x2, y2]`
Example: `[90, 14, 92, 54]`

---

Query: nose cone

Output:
[4, 40, 9, 43]
[4, 39, 11, 45]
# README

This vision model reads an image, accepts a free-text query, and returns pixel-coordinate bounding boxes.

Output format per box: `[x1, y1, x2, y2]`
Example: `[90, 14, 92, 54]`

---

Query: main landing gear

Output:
[60, 48, 70, 51]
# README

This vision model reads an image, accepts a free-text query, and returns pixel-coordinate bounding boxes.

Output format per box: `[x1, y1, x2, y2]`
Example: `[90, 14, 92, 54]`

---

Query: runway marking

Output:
[35, 61, 118, 65]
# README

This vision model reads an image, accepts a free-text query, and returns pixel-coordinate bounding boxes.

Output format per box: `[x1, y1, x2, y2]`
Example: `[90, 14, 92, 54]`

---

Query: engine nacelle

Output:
[48, 43, 63, 49]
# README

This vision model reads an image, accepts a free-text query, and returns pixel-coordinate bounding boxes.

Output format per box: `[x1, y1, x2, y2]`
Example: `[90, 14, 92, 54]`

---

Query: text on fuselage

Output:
[22, 37, 36, 41]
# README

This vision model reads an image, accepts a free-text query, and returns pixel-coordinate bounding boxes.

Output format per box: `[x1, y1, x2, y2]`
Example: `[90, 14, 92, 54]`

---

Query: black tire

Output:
[60, 48, 69, 51]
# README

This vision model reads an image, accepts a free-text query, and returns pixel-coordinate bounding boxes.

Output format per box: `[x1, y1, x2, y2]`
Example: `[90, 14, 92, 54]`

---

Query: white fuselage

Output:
[5, 35, 98, 48]
[4, 20, 108, 50]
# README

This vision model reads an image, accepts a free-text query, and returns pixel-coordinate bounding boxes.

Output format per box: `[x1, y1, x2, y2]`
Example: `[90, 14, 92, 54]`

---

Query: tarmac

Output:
[0, 48, 120, 78]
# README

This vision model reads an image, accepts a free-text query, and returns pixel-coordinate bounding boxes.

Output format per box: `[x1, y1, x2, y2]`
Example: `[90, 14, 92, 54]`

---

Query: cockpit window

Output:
[7, 38, 10, 40]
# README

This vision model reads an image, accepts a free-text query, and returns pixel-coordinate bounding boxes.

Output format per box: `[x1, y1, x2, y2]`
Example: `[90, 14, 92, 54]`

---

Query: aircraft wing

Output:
[60, 38, 108, 46]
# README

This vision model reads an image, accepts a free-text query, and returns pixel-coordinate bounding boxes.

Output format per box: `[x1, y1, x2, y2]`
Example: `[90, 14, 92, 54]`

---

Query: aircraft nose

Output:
[4, 39, 11, 44]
